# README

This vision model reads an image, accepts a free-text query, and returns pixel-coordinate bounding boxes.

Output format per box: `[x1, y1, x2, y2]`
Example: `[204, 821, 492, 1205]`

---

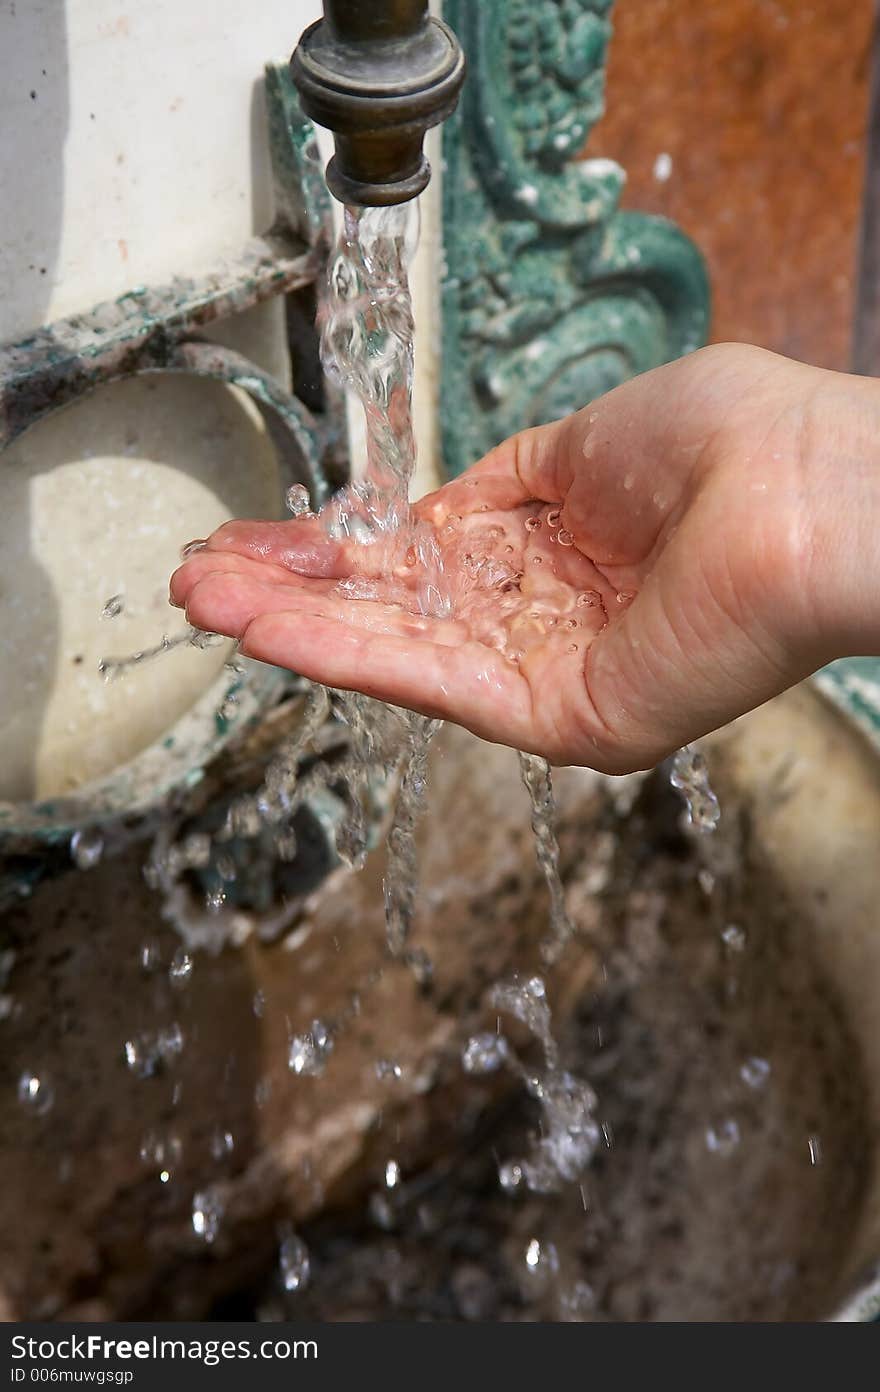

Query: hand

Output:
[170, 345, 880, 773]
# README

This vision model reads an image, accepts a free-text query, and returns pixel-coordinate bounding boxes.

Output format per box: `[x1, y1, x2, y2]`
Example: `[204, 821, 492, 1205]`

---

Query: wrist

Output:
[796, 371, 880, 662]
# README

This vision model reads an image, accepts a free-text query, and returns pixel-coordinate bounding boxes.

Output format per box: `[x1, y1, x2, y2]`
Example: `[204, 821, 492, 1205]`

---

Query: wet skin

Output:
[171, 346, 880, 774]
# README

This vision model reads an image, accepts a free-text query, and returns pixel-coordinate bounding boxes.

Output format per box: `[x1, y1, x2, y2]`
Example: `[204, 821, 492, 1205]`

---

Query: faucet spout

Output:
[291, 1, 465, 207]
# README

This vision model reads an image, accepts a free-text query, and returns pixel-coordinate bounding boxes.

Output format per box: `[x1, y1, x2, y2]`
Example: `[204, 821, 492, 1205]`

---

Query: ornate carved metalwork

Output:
[440, 0, 711, 476]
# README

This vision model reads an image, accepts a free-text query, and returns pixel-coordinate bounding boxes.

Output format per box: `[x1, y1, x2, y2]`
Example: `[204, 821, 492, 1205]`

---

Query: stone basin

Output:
[0, 680, 878, 1321]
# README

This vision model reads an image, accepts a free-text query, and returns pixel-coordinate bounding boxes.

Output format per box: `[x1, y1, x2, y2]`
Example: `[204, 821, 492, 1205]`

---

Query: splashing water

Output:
[670, 746, 720, 833]
[279, 1226, 311, 1293]
[483, 973, 601, 1194]
[192, 1186, 224, 1244]
[87, 201, 724, 1262]
[98, 626, 224, 683]
[287, 1019, 334, 1078]
[518, 753, 575, 963]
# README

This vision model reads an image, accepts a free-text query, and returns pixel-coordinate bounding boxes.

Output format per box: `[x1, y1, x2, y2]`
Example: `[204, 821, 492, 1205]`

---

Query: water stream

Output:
[54, 199, 733, 1312]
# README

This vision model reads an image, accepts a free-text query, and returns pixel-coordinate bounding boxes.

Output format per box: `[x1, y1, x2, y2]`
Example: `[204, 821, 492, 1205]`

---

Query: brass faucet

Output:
[291, 1, 465, 206]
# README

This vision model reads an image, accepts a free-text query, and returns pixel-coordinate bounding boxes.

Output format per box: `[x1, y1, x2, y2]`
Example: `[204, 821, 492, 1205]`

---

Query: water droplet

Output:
[653, 150, 673, 181]
[524, 1238, 558, 1276]
[192, 1186, 224, 1244]
[615, 588, 636, 605]
[559, 1280, 596, 1319]
[101, 594, 125, 620]
[180, 538, 207, 559]
[546, 509, 561, 527]
[168, 948, 193, 990]
[670, 746, 721, 833]
[462, 1032, 510, 1074]
[499, 1161, 523, 1193]
[566, 644, 579, 655]
[209, 1128, 235, 1160]
[285, 484, 312, 517]
[705, 1118, 740, 1156]
[807, 1134, 823, 1165]
[140, 1130, 182, 1180]
[697, 868, 716, 896]
[375, 1058, 403, 1081]
[384, 1158, 401, 1189]
[123, 1024, 185, 1079]
[531, 555, 543, 565]
[577, 590, 600, 607]
[368, 1191, 396, 1230]
[557, 529, 574, 547]
[525, 516, 542, 532]
[70, 827, 104, 870]
[288, 1020, 334, 1077]
[181, 833, 211, 868]
[740, 1056, 771, 1089]
[279, 1227, 311, 1292]
[721, 922, 747, 952]
[139, 939, 161, 973]
[217, 693, 238, 723]
[406, 946, 434, 987]
[18, 1071, 54, 1115]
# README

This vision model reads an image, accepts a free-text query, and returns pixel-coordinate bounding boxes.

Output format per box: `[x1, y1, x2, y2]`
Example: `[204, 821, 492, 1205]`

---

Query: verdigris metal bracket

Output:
[0, 66, 341, 854]
[0, 63, 336, 507]
[440, 0, 711, 475]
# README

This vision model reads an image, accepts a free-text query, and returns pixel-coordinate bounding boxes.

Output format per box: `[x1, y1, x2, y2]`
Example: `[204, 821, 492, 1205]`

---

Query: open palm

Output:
[169, 455, 622, 765]
[171, 346, 849, 772]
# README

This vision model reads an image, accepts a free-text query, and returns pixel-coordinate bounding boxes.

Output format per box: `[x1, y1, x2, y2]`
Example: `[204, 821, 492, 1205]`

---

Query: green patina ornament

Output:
[440, 0, 710, 476]
[815, 658, 880, 751]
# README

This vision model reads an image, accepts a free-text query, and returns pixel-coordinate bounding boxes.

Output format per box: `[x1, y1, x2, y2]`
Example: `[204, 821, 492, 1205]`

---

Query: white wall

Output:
[0, 0, 324, 338]
[0, 0, 443, 806]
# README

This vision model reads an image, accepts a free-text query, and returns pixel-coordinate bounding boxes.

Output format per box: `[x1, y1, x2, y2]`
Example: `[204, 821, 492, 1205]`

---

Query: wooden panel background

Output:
[586, 0, 874, 370]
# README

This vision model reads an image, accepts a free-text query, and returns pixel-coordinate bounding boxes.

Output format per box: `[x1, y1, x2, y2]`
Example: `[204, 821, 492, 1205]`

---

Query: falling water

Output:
[71, 198, 726, 1285]
[670, 746, 721, 833]
[518, 753, 575, 963]
[317, 204, 440, 962]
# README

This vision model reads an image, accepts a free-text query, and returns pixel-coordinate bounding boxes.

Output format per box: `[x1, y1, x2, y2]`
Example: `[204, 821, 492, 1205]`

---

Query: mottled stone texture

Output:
[589, 0, 872, 370]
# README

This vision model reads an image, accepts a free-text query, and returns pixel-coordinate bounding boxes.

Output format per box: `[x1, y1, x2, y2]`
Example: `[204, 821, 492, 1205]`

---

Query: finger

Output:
[182, 567, 472, 647]
[237, 609, 534, 747]
[170, 549, 299, 608]
[204, 517, 351, 578]
[415, 473, 536, 526]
